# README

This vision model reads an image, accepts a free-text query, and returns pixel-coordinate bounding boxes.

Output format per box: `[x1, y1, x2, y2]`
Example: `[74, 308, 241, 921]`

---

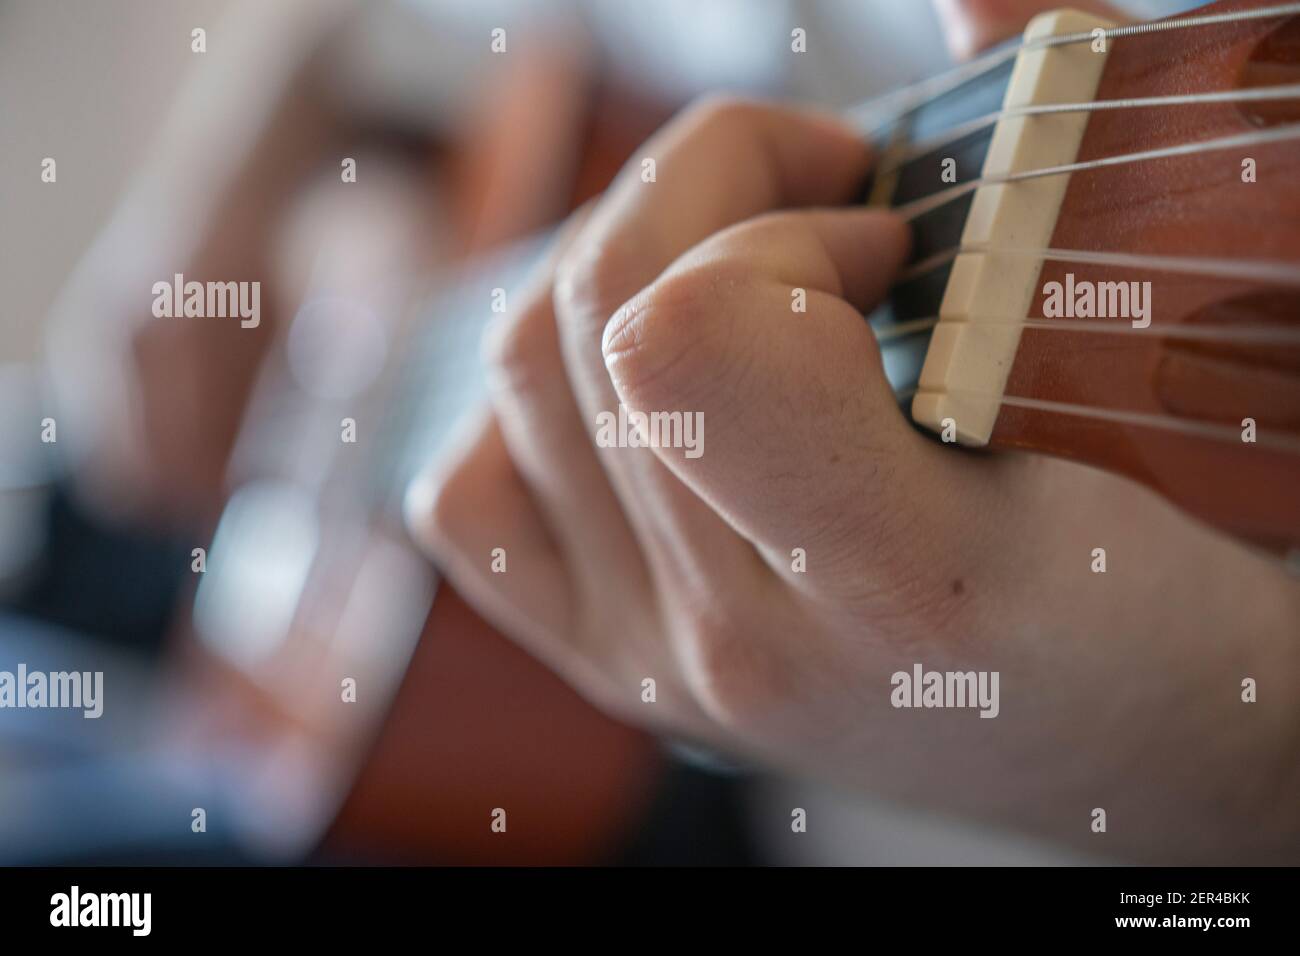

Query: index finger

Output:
[557, 96, 876, 333]
[548, 97, 881, 603]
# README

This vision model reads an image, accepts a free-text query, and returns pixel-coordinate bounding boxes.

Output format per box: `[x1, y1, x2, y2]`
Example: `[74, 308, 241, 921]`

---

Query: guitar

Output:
[174, 0, 1299, 864]
[863, 0, 1300, 556]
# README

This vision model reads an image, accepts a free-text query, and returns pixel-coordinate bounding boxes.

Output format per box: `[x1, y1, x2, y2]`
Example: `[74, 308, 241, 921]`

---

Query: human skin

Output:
[406, 92, 1300, 863]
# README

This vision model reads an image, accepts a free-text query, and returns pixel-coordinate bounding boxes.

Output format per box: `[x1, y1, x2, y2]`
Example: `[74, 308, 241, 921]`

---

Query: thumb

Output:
[602, 208, 1002, 599]
[932, 0, 1127, 60]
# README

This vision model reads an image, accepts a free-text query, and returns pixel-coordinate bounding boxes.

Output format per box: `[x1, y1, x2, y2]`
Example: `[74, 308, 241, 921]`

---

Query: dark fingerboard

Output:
[861, 53, 1016, 403]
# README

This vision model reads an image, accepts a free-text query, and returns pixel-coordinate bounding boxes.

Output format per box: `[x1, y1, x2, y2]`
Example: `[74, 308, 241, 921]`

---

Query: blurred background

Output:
[0, 0, 1185, 865]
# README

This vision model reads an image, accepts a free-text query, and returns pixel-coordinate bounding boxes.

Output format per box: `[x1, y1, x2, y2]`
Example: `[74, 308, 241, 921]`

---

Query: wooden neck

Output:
[868, 1, 1300, 554]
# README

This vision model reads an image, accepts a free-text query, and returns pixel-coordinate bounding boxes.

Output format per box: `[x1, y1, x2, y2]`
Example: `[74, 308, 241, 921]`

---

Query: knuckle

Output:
[424, 476, 463, 549]
[481, 298, 552, 393]
[405, 464, 467, 558]
[601, 265, 730, 402]
[553, 237, 641, 335]
[403, 417, 496, 559]
[676, 605, 781, 733]
[644, 265, 721, 322]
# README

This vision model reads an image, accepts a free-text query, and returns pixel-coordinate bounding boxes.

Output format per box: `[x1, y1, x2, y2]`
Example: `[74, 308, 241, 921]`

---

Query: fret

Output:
[869, 0, 1300, 551]
[864, 50, 1014, 406]
[913, 8, 1116, 445]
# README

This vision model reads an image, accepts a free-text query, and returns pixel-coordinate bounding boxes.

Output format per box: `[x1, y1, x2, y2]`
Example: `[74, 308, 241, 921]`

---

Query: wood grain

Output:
[989, 0, 1300, 551]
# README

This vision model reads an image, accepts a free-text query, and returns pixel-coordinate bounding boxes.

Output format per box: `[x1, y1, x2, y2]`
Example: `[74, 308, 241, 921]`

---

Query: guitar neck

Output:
[862, 1, 1300, 554]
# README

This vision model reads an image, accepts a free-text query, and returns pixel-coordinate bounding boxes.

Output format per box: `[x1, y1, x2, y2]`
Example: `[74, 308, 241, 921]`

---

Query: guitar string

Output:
[875, 316, 1300, 345]
[898, 245, 1300, 287]
[886, 386, 1300, 457]
[896, 123, 1300, 221]
[879, 244, 1300, 348]
[845, 2, 1300, 135]
[842, 5, 1300, 458]
[905, 388, 1300, 455]
[879, 84, 1300, 171]
[1022, 2, 1300, 52]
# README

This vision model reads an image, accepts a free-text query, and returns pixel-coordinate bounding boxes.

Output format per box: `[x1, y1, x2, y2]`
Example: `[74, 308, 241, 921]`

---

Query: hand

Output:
[407, 17, 1300, 863]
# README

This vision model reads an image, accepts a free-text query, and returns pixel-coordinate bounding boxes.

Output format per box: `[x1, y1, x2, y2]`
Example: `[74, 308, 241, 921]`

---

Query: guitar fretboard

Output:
[863, 52, 1014, 405]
